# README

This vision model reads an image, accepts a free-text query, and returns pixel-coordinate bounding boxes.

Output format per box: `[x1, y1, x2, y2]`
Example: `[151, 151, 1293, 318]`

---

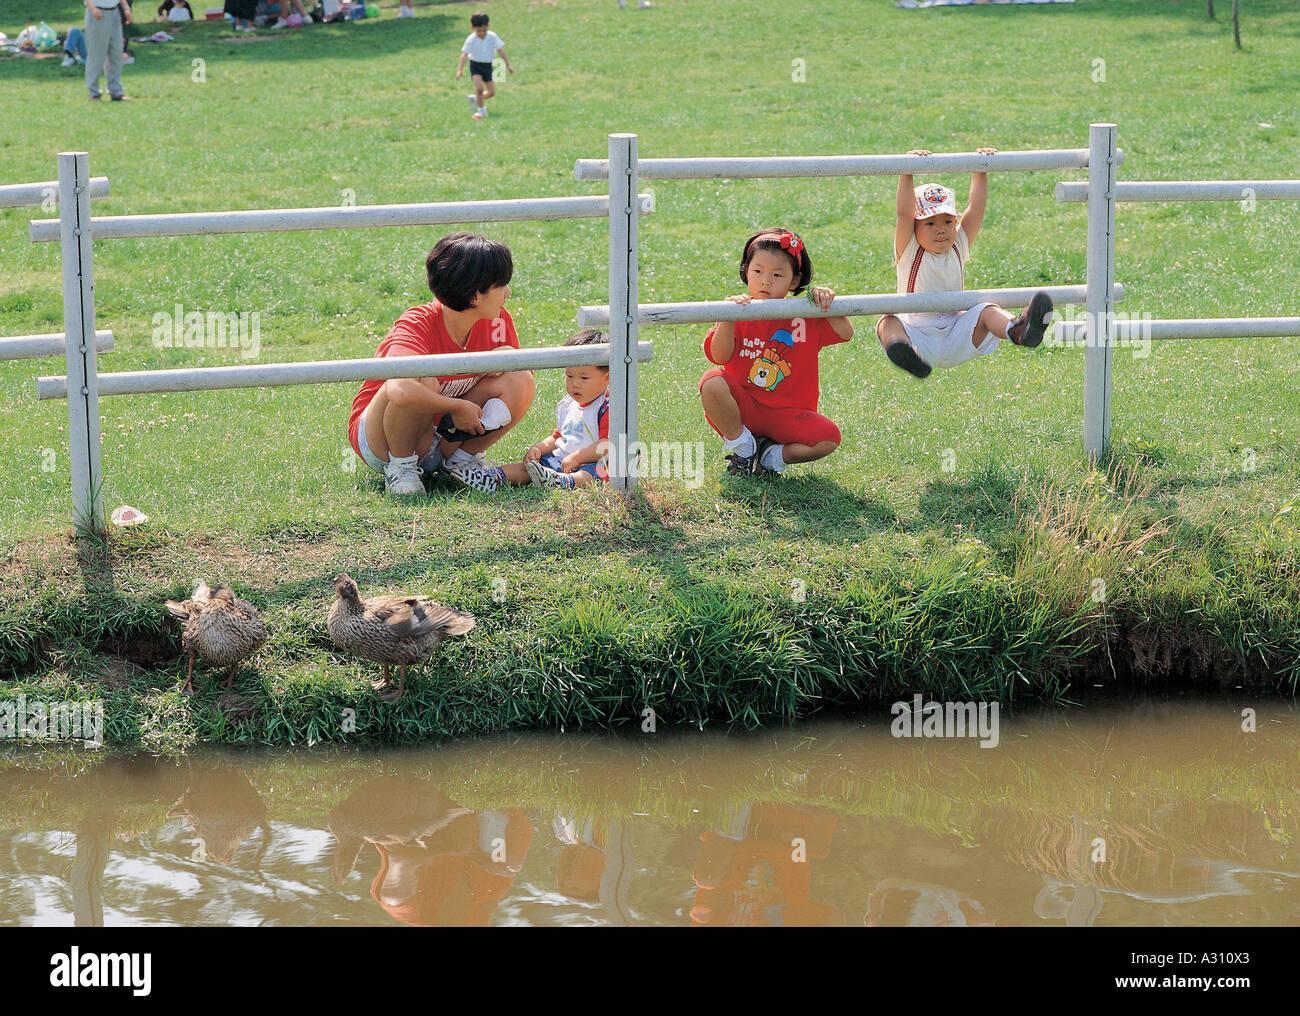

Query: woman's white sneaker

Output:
[383, 454, 425, 496]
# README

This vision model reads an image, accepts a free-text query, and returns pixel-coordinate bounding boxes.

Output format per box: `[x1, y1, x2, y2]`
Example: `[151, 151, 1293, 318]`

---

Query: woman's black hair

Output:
[739, 228, 812, 295]
[470, 10, 489, 26]
[425, 232, 513, 312]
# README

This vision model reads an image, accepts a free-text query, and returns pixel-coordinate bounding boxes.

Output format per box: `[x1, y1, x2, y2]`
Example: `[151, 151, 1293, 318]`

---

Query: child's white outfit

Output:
[895, 226, 996, 369]
[543, 391, 609, 480]
[462, 30, 504, 64]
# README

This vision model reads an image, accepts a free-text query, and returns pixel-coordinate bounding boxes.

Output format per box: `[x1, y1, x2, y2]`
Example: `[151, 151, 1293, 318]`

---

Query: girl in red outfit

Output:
[699, 229, 854, 476]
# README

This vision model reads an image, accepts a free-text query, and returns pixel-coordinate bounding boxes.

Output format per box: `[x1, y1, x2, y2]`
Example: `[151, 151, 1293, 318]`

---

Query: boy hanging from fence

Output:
[876, 148, 1054, 379]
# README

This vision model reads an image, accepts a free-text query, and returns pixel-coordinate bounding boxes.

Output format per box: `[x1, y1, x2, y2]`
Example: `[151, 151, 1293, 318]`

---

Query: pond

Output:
[1, 699, 1296, 926]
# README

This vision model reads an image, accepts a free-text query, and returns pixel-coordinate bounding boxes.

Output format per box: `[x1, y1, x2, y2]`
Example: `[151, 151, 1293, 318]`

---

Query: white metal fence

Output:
[17, 123, 1300, 532]
[25, 146, 654, 528]
[0, 177, 114, 364]
[1052, 159, 1300, 451]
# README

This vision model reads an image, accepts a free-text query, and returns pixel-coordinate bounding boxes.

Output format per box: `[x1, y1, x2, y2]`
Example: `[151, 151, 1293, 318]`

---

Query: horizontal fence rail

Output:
[30, 194, 656, 242]
[1056, 317, 1300, 341]
[0, 177, 109, 209]
[577, 285, 1123, 328]
[575, 149, 1110, 181]
[37, 341, 655, 401]
[0, 331, 113, 361]
[1056, 180, 1300, 203]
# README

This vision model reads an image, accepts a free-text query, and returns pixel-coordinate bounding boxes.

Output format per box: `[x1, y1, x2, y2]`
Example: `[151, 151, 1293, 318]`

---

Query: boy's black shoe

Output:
[885, 341, 932, 379]
[750, 436, 775, 476]
[1008, 292, 1054, 348]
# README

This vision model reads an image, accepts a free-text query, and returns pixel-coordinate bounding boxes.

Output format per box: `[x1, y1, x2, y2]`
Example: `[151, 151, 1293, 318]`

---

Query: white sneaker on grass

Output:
[441, 459, 506, 493]
[61, 55, 75, 67]
[383, 454, 425, 497]
[525, 460, 577, 490]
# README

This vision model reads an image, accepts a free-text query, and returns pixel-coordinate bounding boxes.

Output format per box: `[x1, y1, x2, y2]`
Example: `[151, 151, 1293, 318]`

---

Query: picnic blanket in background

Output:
[898, 0, 1074, 8]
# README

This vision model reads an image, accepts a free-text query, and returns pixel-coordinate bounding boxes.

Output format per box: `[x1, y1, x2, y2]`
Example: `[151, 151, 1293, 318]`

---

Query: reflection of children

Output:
[877, 148, 1053, 379]
[691, 802, 843, 927]
[700, 229, 853, 477]
[455, 11, 513, 121]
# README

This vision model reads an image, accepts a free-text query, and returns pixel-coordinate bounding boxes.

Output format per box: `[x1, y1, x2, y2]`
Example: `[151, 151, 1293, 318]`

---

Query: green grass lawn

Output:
[0, 0, 1297, 747]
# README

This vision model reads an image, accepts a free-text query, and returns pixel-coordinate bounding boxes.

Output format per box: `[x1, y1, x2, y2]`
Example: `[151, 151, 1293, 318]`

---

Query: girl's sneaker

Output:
[1008, 292, 1054, 348]
[724, 450, 755, 475]
[525, 459, 577, 490]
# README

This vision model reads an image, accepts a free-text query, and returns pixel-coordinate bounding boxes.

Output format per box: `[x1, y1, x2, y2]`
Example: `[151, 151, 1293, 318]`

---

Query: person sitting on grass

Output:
[700, 229, 853, 477]
[455, 11, 512, 121]
[347, 232, 536, 497]
[521, 328, 611, 490]
[876, 147, 1054, 380]
[439, 330, 611, 496]
[155, 0, 193, 21]
[445, 328, 611, 493]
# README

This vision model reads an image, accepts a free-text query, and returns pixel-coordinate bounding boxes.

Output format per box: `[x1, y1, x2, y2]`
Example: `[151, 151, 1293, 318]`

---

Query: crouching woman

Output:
[347, 232, 536, 495]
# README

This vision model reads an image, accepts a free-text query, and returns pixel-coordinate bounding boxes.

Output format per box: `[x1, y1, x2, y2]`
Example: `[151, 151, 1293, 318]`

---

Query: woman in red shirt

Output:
[348, 232, 536, 495]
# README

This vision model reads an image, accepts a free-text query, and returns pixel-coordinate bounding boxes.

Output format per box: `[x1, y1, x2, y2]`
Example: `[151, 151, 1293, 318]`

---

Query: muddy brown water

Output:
[1, 699, 1296, 926]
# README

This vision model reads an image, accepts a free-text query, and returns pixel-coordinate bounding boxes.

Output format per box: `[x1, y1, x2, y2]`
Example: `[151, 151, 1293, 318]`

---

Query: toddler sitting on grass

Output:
[470, 328, 611, 492]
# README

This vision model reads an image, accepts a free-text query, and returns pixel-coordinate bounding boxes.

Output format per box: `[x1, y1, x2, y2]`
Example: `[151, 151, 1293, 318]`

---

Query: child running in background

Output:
[700, 230, 853, 476]
[877, 147, 1054, 380]
[455, 11, 513, 121]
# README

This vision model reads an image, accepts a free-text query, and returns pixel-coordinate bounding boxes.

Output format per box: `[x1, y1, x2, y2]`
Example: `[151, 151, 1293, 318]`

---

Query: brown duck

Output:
[165, 582, 269, 694]
[327, 573, 476, 701]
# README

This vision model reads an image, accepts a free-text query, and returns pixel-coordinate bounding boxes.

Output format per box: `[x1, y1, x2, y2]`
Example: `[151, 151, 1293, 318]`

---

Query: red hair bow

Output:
[779, 231, 802, 255]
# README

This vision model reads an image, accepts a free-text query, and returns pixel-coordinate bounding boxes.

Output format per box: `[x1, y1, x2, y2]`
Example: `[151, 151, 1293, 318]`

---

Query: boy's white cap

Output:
[914, 184, 958, 220]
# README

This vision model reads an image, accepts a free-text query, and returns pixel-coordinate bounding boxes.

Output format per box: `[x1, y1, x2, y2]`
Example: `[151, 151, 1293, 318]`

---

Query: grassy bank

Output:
[1, 458, 1296, 750]
[1, 1, 1298, 748]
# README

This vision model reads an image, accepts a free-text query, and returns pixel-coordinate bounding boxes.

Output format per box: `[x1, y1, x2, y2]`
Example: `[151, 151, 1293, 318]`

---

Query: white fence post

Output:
[58, 152, 105, 535]
[606, 133, 639, 492]
[1083, 123, 1118, 460]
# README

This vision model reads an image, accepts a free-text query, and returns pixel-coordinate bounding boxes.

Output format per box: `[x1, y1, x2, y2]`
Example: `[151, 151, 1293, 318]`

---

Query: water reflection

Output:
[1, 702, 1296, 927]
[330, 778, 531, 926]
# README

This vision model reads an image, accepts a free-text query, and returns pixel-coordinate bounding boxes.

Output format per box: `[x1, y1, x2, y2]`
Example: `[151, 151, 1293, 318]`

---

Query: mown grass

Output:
[1, 0, 1298, 747]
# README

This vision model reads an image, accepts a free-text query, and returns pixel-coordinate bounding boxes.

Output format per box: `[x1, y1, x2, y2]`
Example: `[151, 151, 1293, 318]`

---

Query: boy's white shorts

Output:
[900, 302, 998, 369]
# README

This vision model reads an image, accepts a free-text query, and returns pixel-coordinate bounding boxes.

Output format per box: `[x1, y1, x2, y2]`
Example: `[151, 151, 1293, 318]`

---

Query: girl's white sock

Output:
[722, 427, 756, 458]
[448, 448, 475, 467]
[761, 443, 787, 473]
